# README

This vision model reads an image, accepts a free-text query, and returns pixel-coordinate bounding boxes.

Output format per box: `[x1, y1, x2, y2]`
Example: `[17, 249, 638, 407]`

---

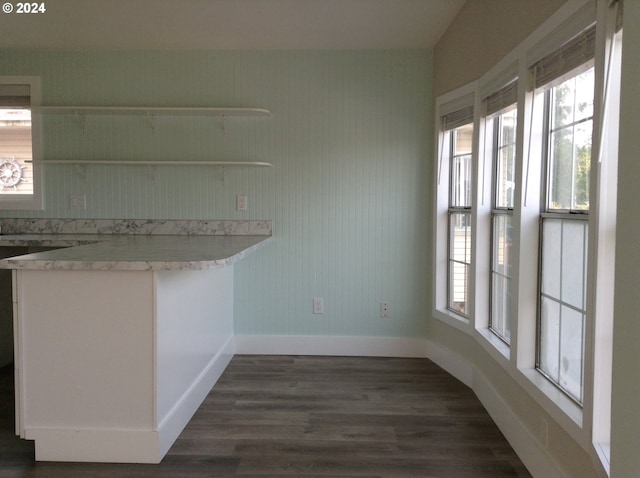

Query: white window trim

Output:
[475, 56, 524, 358]
[488, 112, 517, 345]
[433, 82, 477, 332]
[584, 2, 622, 473]
[0, 75, 43, 211]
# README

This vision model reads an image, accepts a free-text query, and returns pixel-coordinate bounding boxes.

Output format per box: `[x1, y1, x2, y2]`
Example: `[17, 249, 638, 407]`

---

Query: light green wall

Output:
[0, 50, 432, 338]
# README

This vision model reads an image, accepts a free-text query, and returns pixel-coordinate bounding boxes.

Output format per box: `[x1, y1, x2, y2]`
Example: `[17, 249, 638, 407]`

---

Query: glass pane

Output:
[495, 109, 517, 209]
[559, 305, 584, 402]
[500, 109, 517, 145]
[449, 212, 471, 317]
[552, 69, 594, 129]
[539, 297, 560, 382]
[551, 82, 571, 130]
[491, 273, 511, 343]
[0, 108, 34, 195]
[449, 260, 468, 316]
[561, 220, 587, 309]
[450, 123, 473, 208]
[549, 126, 573, 210]
[541, 219, 561, 299]
[573, 69, 595, 123]
[455, 123, 473, 155]
[450, 212, 472, 265]
[450, 153, 472, 207]
[573, 119, 592, 210]
[492, 214, 513, 277]
[548, 67, 594, 212]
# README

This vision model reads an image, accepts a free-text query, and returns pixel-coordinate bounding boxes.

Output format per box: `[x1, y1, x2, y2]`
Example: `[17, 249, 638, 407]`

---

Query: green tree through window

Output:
[549, 70, 594, 211]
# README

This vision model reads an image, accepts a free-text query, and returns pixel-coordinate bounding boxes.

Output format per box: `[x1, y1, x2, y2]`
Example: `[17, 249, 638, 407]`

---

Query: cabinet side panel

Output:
[155, 267, 233, 424]
[18, 270, 155, 430]
[0, 247, 28, 367]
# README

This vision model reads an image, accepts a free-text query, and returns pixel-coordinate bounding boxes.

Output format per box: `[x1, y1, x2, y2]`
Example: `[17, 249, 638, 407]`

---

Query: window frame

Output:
[0, 76, 43, 211]
[433, 86, 477, 330]
[489, 106, 517, 344]
[534, 59, 595, 406]
[447, 124, 474, 318]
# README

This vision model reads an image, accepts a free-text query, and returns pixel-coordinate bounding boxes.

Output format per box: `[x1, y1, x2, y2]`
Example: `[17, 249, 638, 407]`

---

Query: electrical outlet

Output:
[380, 302, 391, 318]
[236, 195, 248, 211]
[70, 195, 86, 210]
[313, 297, 324, 314]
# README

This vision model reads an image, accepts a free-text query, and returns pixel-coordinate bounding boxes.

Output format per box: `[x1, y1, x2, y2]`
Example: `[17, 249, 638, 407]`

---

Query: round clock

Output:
[0, 157, 26, 190]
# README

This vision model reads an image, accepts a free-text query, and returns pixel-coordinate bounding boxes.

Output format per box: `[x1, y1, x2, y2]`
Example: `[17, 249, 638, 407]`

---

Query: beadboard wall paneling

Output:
[0, 50, 432, 338]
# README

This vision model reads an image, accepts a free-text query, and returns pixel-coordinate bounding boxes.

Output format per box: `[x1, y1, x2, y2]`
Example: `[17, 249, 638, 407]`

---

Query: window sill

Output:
[0, 195, 43, 211]
[433, 308, 473, 334]
[435, 318, 584, 448]
[433, 315, 587, 451]
[476, 328, 510, 363]
[593, 441, 610, 477]
[518, 367, 584, 443]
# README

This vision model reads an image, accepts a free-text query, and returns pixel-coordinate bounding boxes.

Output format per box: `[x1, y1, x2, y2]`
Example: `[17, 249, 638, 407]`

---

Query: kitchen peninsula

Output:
[0, 219, 271, 463]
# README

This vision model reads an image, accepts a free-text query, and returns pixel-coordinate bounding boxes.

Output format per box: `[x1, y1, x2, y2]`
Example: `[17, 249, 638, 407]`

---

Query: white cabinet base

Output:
[14, 267, 234, 463]
[26, 338, 233, 463]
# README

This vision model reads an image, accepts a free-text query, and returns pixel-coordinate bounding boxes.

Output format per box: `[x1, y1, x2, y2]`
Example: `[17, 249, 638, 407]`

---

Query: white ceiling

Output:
[0, 0, 465, 50]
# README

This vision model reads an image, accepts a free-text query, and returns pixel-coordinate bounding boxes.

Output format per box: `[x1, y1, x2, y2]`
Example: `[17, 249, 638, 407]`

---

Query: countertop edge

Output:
[0, 235, 272, 272]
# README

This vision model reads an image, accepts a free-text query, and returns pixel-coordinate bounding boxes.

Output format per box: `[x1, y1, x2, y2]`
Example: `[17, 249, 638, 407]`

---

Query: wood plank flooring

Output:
[0, 355, 532, 477]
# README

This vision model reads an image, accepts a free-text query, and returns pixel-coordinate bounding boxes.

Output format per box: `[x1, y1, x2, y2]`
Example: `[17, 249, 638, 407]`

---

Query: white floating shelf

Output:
[33, 106, 272, 117]
[29, 160, 273, 167]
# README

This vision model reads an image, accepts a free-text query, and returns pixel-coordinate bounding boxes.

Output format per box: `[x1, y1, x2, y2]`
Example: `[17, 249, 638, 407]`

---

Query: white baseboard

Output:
[424, 339, 474, 387]
[234, 334, 430, 358]
[26, 336, 236, 464]
[474, 370, 567, 478]
[157, 335, 235, 458]
[28, 427, 162, 463]
[423, 338, 566, 478]
[237, 334, 566, 478]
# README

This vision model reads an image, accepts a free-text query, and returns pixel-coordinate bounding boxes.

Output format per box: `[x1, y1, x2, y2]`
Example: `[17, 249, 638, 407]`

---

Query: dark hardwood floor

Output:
[0, 355, 532, 477]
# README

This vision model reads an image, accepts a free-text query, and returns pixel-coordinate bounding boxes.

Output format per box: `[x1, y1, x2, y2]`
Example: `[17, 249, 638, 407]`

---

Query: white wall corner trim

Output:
[424, 339, 474, 387]
[234, 335, 430, 358]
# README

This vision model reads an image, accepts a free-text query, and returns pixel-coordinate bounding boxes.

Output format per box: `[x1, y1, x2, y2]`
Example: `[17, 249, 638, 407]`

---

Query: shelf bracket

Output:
[147, 165, 160, 185]
[75, 164, 88, 182]
[146, 113, 157, 136]
[74, 111, 88, 135]
[220, 113, 227, 136]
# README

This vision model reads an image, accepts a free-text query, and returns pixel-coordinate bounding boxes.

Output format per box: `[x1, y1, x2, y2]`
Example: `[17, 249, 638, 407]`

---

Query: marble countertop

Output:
[0, 234, 105, 248]
[0, 234, 271, 271]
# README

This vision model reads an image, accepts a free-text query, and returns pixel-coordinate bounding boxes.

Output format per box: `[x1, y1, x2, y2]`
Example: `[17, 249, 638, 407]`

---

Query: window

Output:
[434, 91, 476, 325]
[482, 78, 518, 343]
[546, 70, 594, 212]
[490, 105, 517, 343]
[448, 123, 473, 317]
[532, 27, 596, 405]
[0, 76, 42, 210]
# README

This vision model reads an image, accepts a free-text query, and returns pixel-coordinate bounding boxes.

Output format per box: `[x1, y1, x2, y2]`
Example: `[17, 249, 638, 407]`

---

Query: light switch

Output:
[70, 195, 86, 210]
[236, 195, 247, 211]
